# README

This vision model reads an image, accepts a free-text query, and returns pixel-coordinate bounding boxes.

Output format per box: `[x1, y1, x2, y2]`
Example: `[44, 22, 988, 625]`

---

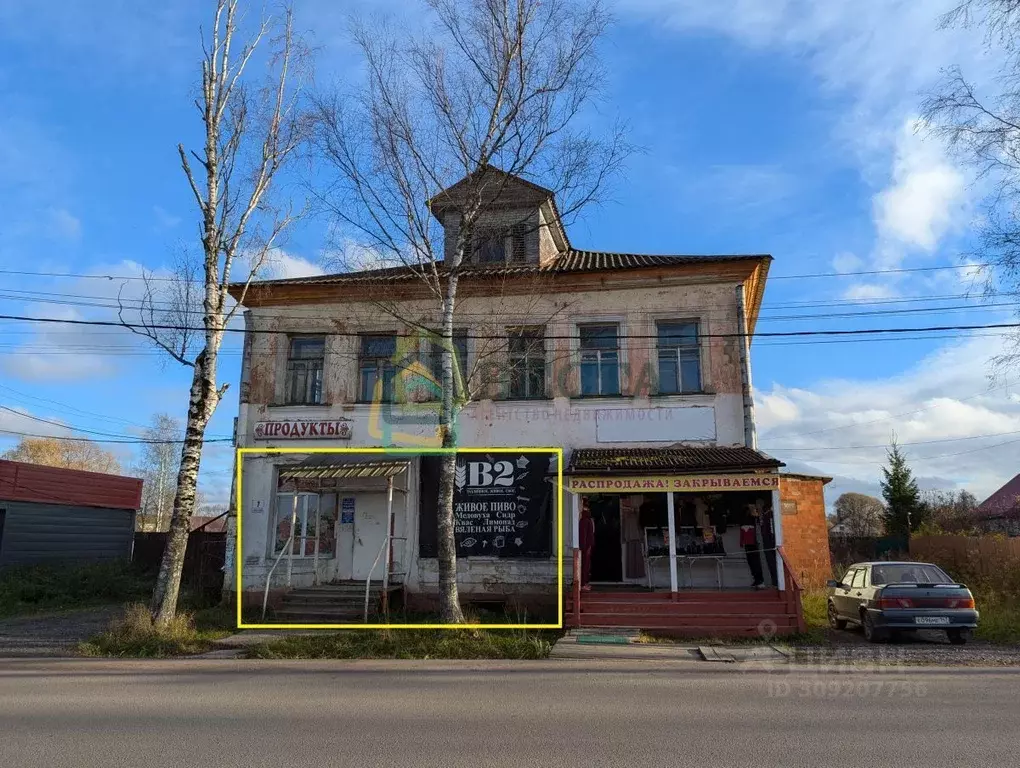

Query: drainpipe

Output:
[735, 285, 757, 449]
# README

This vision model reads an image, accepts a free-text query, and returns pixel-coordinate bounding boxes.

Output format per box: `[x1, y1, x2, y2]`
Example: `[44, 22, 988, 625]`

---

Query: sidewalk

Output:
[549, 631, 790, 664]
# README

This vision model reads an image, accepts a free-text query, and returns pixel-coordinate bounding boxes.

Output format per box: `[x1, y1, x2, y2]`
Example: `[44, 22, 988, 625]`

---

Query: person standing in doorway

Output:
[757, 498, 779, 587]
[579, 498, 596, 591]
[739, 504, 765, 589]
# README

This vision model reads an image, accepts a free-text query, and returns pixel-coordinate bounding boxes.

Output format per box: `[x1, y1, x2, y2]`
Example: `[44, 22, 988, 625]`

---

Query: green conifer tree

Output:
[881, 440, 922, 536]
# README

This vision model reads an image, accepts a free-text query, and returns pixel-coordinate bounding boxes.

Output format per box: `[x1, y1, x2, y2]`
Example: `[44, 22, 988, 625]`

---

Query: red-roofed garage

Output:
[0, 460, 143, 567]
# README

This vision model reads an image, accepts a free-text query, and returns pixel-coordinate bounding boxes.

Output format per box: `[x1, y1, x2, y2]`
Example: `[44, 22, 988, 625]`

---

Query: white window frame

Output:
[578, 322, 622, 397]
[655, 320, 702, 394]
[272, 491, 325, 558]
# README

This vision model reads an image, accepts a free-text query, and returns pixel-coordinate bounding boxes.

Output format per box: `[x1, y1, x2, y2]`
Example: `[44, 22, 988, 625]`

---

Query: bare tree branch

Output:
[313, 0, 628, 622]
[120, 0, 311, 627]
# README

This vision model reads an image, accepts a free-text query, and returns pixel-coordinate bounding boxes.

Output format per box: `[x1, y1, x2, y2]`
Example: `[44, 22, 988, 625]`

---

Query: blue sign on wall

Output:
[340, 497, 355, 524]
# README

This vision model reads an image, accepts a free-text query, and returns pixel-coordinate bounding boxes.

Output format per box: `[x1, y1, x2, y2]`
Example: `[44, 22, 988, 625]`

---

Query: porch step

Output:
[573, 613, 798, 629]
[271, 581, 400, 624]
[568, 600, 787, 614]
[273, 607, 367, 622]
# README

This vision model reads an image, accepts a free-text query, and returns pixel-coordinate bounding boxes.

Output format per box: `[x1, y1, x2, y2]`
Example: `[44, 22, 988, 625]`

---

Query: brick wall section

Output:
[779, 475, 832, 589]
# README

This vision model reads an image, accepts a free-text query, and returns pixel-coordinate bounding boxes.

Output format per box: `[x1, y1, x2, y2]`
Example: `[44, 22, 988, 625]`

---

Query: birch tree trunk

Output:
[121, 0, 307, 627]
[151, 350, 222, 624]
[435, 222, 471, 623]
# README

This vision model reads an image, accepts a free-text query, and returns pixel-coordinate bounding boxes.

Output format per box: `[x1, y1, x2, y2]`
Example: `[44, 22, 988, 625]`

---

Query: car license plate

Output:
[915, 616, 951, 625]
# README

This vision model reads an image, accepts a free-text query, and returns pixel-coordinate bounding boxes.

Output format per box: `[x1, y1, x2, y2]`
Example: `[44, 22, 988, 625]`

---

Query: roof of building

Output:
[780, 471, 834, 484]
[565, 446, 784, 475]
[278, 456, 412, 481]
[232, 250, 769, 289]
[0, 459, 144, 511]
[977, 473, 1020, 518]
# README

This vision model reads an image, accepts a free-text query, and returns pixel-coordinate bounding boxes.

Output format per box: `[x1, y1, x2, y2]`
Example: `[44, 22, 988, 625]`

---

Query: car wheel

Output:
[861, 610, 886, 643]
[947, 629, 970, 645]
[827, 601, 847, 630]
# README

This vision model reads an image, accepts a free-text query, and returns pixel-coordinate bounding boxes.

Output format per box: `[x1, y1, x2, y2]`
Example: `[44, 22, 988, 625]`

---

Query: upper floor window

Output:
[285, 336, 325, 405]
[428, 330, 469, 397]
[508, 327, 546, 399]
[657, 321, 701, 394]
[579, 324, 620, 396]
[471, 224, 526, 264]
[359, 334, 397, 402]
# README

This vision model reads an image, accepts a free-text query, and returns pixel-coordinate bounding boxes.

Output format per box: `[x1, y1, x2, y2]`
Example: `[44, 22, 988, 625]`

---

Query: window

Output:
[839, 568, 857, 588]
[657, 321, 701, 394]
[851, 569, 867, 589]
[471, 224, 526, 264]
[359, 334, 397, 402]
[871, 564, 952, 586]
[579, 324, 620, 396]
[285, 336, 325, 405]
[473, 230, 507, 263]
[428, 331, 468, 397]
[274, 493, 334, 556]
[508, 327, 546, 399]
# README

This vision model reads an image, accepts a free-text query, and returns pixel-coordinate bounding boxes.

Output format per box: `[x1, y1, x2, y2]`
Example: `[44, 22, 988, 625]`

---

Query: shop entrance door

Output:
[590, 495, 623, 583]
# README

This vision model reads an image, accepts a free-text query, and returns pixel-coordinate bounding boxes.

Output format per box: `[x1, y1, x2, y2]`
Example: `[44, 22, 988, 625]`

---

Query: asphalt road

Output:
[2, 658, 1018, 767]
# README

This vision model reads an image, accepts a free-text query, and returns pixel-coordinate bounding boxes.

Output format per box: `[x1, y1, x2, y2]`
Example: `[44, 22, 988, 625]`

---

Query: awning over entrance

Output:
[564, 447, 783, 493]
[278, 456, 411, 480]
[567, 446, 783, 474]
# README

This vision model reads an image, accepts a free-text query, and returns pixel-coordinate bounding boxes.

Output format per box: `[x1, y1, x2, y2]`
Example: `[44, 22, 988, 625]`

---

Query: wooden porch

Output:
[565, 548, 806, 638]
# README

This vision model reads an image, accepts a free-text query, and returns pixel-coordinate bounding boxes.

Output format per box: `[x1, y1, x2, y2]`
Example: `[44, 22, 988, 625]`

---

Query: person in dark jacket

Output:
[579, 498, 596, 591]
[757, 499, 779, 587]
[739, 504, 765, 588]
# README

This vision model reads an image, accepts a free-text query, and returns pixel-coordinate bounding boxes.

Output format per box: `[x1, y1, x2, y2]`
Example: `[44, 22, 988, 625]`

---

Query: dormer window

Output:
[471, 223, 527, 264]
[473, 230, 508, 263]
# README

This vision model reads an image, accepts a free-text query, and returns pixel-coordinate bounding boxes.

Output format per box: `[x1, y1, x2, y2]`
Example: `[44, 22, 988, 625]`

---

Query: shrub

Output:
[77, 603, 232, 658]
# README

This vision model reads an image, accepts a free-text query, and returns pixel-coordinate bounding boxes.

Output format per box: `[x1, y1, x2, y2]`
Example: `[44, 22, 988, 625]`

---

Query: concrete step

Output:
[273, 608, 367, 622]
[569, 622, 798, 637]
[283, 592, 380, 604]
[567, 600, 789, 614]
[573, 613, 797, 629]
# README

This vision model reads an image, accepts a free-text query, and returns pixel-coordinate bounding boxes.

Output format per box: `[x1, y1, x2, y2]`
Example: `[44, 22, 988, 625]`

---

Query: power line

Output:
[0, 428, 233, 446]
[2, 288, 1012, 325]
[1, 311, 1019, 341]
[0, 260, 995, 285]
[763, 428, 1020, 451]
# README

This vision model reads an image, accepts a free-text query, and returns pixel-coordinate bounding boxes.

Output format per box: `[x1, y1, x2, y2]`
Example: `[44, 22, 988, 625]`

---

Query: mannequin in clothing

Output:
[579, 499, 596, 591]
[739, 504, 765, 588]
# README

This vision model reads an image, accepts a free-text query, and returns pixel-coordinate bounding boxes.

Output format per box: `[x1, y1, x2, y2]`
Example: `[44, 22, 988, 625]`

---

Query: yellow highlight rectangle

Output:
[235, 446, 564, 631]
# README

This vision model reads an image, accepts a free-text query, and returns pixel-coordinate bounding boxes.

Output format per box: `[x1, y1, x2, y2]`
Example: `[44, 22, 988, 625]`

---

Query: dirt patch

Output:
[0, 607, 123, 657]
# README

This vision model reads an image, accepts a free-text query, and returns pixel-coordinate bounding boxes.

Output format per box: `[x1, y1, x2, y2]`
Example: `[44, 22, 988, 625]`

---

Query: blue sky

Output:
[1, 0, 1019, 508]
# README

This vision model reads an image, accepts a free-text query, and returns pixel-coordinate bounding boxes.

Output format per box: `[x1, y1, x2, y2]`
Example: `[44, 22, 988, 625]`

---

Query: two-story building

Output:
[224, 171, 829, 634]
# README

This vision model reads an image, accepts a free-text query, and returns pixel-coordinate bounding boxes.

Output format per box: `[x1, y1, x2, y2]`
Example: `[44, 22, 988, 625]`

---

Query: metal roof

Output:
[230, 251, 768, 291]
[566, 447, 783, 475]
[278, 456, 412, 480]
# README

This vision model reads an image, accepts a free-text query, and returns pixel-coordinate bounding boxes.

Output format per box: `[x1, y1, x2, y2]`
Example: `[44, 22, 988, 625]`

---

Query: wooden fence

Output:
[132, 531, 226, 602]
[910, 535, 1020, 580]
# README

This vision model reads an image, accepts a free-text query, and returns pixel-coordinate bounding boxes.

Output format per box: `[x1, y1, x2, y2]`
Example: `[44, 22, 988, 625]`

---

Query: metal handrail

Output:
[261, 532, 296, 621]
[363, 535, 407, 623]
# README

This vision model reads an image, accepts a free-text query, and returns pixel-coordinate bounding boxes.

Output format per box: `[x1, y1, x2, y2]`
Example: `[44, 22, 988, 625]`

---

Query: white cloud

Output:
[832, 251, 863, 273]
[756, 334, 1020, 501]
[47, 208, 82, 241]
[261, 249, 327, 280]
[842, 282, 900, 301]
[0, 306, 114, 381]
[684, 163, 798, 212]
[0, 406, 75, 440]
[873, 119, 966, 253]
[152, 205, 182, 230]
[620, 0, 993, 272]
